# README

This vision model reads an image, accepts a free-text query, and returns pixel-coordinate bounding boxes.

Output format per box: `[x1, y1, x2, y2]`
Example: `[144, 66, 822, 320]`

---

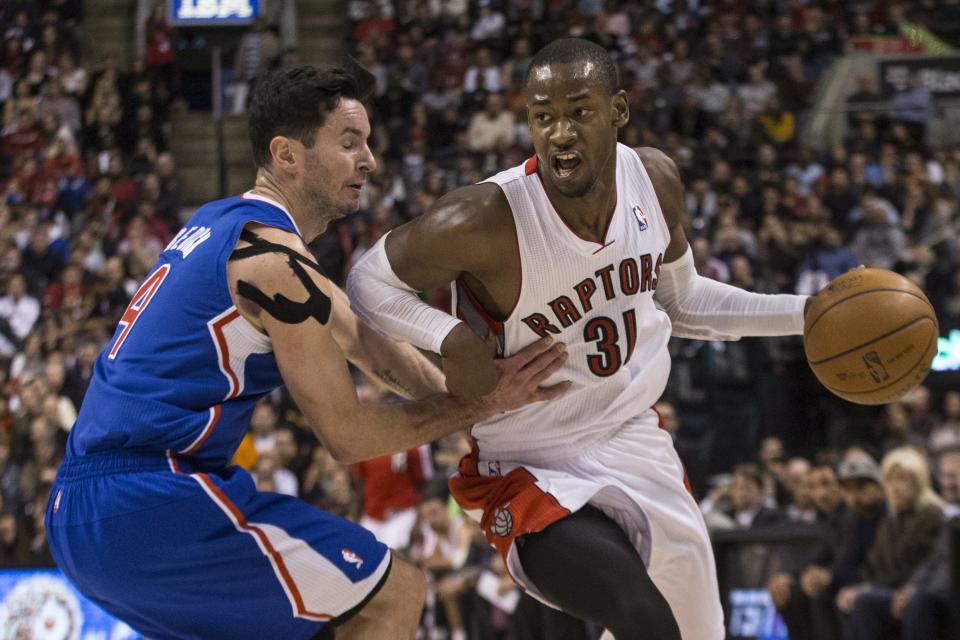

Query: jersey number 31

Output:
[584, 309, 637, 377]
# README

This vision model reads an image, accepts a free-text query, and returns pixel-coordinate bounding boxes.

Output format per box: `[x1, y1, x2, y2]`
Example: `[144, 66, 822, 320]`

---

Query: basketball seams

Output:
[805, 287, 933, 335]
[807, 316, 935, 365]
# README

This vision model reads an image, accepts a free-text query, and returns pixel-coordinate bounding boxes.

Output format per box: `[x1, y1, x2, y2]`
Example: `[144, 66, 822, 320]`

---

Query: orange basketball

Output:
[803, 269, 939, 405]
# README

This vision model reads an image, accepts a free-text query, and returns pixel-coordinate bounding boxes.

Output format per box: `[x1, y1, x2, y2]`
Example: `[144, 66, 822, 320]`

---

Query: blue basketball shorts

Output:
[46, 451, 391, 640]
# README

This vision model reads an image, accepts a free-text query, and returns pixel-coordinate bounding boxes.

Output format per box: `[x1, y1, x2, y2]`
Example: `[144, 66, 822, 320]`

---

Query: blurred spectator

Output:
[144, 1, 178, 101]
[757, 96, 795, 146]
[767, 463, 849, 640]
[781, 457, 815, 523]
[411, 485, 474, 640]
[843, 449, 959, 640]
[850, 195, 906, 270]
[466, 92, 515, 153]
[254, 447, 297, 496]
[353, 444, 432, 550]
[39, 78, 80, 135]
[795, 225, 859, 295]
[691, 236, 729, 282]
[701, 463, 783, 530]
[154, 151, 183, 223]
[250, 399, 279, 454]
[0, 510, 28, 564]
[464, 47, 501, 94]
[0, 274, 39, 357]
[470, 3, 505, 42]
[838, 447, 945, 639]
[929, 391, 960, 455]
[230, 17, 280, 112]
[739, 62, 777, 121]
[892, 70, 933, 147]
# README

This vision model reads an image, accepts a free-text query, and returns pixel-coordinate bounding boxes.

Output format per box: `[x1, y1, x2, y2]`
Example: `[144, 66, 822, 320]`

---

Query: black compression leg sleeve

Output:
[516, 504, 681, 640]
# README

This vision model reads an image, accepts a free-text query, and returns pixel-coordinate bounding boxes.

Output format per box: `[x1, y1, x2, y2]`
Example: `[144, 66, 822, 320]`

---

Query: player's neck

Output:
[541, 167, 618, 243]
[249, 174, 324, 241]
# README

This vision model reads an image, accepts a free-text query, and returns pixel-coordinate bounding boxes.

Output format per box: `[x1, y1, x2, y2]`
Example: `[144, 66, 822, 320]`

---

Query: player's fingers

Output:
[516, 343, 566, 383]
[502, 336, 556, 369]
[525, 348, 568, 386]
[532, 380, 572, 402]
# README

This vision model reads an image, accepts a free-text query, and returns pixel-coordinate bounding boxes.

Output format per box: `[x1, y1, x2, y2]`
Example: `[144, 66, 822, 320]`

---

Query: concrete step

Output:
[299, 13, 343, 26]
[178, 163, 254, 202]
[80, 0, 136, 66]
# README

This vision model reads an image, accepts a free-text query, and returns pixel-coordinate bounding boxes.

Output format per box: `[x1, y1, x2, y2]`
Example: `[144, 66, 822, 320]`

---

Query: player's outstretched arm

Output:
[347, 183, 515, 398]
[638, 147, 808, 340]
[229, 224, 568, 463]
[325, 282, 447, 399]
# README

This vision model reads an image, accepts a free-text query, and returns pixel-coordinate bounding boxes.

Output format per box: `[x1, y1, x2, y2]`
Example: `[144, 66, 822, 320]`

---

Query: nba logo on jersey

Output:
[632, 204, 648, 231]
[341, 548, 364, 569]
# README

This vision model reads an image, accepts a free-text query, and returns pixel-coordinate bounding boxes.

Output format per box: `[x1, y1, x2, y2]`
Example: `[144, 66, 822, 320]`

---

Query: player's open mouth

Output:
[348, 182, 364, 192]
[553, 152, 581, 178]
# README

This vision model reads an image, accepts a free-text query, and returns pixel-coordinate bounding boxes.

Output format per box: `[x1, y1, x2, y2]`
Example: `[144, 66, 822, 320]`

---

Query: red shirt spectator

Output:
[3, 118, 46, 158]
[353, 9, 394, 43]
[353, 446, 432, 521]
[145, 11, 176, 67]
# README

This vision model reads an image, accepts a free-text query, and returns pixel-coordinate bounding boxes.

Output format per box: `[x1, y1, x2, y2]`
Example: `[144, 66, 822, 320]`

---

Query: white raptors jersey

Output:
[454, 144, 673, 462]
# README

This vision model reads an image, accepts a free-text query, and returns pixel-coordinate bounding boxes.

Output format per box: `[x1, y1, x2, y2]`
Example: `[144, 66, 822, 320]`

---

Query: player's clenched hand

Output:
[480, 336, 571, 414]
[441, 324, 500, 399]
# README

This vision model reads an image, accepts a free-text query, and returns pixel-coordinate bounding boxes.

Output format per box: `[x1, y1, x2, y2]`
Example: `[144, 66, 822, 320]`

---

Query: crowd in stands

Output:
[0, 0, 183, 566]
[1, 0, 959, 639]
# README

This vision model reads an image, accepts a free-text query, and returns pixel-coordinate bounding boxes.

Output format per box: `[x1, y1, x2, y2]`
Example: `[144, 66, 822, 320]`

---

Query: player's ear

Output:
[269, 136, 298, 174]
[612, 90, 629, 128]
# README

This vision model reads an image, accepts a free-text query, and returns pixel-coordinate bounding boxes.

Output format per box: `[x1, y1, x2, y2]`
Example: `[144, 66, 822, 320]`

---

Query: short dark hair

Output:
[525, 38, 619, 94]
[248, 62, 375, 169]
[732, 463, 763, 488]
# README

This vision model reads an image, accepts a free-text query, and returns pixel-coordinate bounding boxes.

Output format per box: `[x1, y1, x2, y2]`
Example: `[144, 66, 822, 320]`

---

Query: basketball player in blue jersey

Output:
[349, 40, 813, 639]
[45, 65, 569, 640]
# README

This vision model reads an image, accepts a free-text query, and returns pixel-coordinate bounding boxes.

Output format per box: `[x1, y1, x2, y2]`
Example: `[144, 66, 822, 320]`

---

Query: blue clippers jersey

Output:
[68, 193, 301, 467]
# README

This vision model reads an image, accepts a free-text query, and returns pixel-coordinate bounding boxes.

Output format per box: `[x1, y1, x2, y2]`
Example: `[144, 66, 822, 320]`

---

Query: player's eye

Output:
[574, 108, 590, 118]
[534, 112, 551, 124]
[342, 141, 355, 150]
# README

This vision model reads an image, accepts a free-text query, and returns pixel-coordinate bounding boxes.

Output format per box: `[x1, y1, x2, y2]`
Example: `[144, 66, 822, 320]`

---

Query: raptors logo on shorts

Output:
[491, 506, 513, 537]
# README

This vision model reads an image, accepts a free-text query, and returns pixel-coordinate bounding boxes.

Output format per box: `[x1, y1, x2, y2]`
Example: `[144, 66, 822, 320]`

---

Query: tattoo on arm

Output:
[372, 368, 417, 398]
[230, 229, 331, 326]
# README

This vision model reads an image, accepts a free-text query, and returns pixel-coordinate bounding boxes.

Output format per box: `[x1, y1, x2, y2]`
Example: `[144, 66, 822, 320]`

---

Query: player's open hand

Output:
[481, 336, 571, 415]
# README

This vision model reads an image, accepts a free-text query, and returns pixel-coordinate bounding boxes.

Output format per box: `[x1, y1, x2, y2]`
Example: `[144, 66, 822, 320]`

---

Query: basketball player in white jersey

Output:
[348, 39, 809, 639]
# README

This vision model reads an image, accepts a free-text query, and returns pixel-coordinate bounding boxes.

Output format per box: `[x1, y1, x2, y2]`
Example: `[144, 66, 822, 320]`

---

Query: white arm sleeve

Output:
[346, 232, 463, 354]
[654, 246, 807, 341]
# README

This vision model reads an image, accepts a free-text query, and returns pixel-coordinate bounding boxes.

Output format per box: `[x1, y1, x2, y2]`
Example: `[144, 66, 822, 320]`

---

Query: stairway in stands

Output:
[170, 0, 348, 204]
[297, 0, 346, 67]
[80, 0, 137, 67]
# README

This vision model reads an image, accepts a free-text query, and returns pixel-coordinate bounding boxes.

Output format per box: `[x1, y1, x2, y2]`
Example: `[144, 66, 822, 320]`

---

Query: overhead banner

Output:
[169, 0, 260, 26]
[879, 57, 960, 98]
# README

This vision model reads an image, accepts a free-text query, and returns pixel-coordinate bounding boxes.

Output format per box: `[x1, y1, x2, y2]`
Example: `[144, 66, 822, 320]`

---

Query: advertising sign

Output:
[0, 569, 141, 640]
[169, 0, 260, 26]
[879, 57, 960, 98]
